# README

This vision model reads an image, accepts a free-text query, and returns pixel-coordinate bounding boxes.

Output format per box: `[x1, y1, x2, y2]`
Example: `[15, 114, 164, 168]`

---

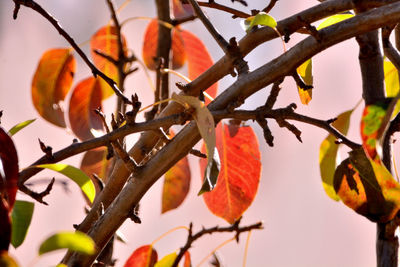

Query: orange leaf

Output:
[162, 132, 191, 213]
[68, 77, 103, 141]
[32, 48, 76, 127]
[183, 251, 191, 267]
[180, 30, 218, 102]
[172, 0, 195, 19]
[142, 20, 186, 71]
[91, 25, 127, 98]
[124, 245, 158, 267]
[200, 123, 261, 223]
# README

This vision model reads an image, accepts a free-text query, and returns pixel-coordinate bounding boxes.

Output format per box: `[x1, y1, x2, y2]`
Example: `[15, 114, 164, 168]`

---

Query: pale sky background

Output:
[0, 0, 388, 266]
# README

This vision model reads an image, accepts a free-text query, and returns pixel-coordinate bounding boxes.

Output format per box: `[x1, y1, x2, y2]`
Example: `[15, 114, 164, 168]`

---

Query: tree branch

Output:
[197, 1, 250, 18]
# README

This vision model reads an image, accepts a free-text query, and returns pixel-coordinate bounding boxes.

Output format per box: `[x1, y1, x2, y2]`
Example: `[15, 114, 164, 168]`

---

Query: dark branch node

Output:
[189, 149, 207, 158]
[297, 16, 322, 42]
[38, 139, 53, 160]
[19, 178, 55, 205]
[128, 204, 141, 224]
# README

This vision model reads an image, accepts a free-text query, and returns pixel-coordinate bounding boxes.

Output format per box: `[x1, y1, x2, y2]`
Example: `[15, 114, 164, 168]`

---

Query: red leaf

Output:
[162, 131, 191, 213]
[0, 127, 18, 251]
[91, 25, 127, 99]
[142, 20, 186, 71]
[124, 245, 158, 267]
[183, 251, 191, 267]
[68, 77, 103, 141]
[180, 30, 218, 102]
[0, 127, 18, 210]
[32, 48, 76, 127]
[172, 0, 195, 19]
[200, 123, 261, 223]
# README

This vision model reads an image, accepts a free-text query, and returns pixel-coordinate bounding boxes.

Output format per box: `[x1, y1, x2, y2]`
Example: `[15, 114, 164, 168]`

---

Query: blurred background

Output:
[0, 0, 381, 266]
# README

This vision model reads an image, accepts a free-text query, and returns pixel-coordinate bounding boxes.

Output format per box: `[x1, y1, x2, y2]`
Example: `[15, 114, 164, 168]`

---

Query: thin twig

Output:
[172, 219, 263, 267]
[262, 0, 279, 13]
[18, 178, 55, 205]
[13, 0, 132, 105]
[382, 25, 400, 70]
[197, 1, 250, 18]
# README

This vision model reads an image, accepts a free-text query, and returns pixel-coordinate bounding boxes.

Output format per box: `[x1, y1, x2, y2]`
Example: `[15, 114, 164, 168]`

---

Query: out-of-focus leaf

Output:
[384, 59, 400, 118]
[0, 251, 19, 267]
[0, 127, 18, 209]
[317, 13, 354, 30]
[172, 93, 219, 194]
[183, 251, 191, 267]
[154, 252, 177, 267]
[68, 77, 103, 141]
[319, 109, 354, 201]
[180, 30, 218, 103]
[91, 25, 127, 98]
[241, 12, 277, 33]
[142, 20, 186, 70]
[8, 119, 36, 136]
[0, 199, 11, 251]
[32, 48, 75, 127]
[11, 200, 34, 249]
[172, 0, 195, 19]
[334, 148, 400, 222]
[296, 59, 313, 105]
[36, 164, 96, 203]
[80, 147, 112, 182]
[200, 123, 261, 224]
[123, 245, 158, 267]
[38, 231, 95, 255]
[162, 131, 191, 213]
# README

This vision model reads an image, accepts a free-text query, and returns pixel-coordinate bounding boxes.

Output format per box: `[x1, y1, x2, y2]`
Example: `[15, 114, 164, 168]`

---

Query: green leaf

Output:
[36, 164, 96, 203]
[38, 231, 95, 255]
[384, 58, 400, 118]
[242, 12, 277, 33]
[317, 13, 354, 30]
[11, 200, 34, 248]
[171, 93, 220, 194]
[319, 109, 354, 201]
[8, 119, 36, 136]
[154, 252, 177, 267]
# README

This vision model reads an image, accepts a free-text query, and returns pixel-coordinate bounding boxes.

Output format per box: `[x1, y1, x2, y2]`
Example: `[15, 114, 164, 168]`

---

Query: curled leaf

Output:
[36, 163, 96, 203]
[171, 93, 219, 194]
[241, 12, 277, 33]
[319, 109, 353, 201]
[123, 245, 158, 267]
[32, 48, 75, 127]
[68, 77, 104, 141]
[200, 123, 261, 224]
[8, 119, 36, 136]
[39, 231, 95, 255]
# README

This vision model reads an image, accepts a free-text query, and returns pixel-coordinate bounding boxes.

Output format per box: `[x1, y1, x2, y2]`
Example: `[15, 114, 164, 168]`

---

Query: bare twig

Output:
[262, 0, 279, 13]
[265, 80, 283, 109]
[197, 1, 250, 18]
[18, 178, 55, 205]
[12, 0, 132, 105]
[172, 219, 263, 267]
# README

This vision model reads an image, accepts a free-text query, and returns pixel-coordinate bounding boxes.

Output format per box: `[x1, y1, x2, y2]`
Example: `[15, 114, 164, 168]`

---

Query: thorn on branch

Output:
[292, 71, 313, 90]
[19, 178, 55, 205]
[297, 16, 322, 42]
[13, 3, 21, 19]
[189, 149, 207, 158]
[128, 204, 141, 224]
[276, 119, 302, 143]
[126, 94, 141, 125]
[256, 116, 274, 147]
[38, 139, 53, 160]
[176, 82, 189, 93]
[94, 107, 111, 133]
[262, 0, 278, 14]
[327, 117, 337, 124]
[265, 79, 283, 109]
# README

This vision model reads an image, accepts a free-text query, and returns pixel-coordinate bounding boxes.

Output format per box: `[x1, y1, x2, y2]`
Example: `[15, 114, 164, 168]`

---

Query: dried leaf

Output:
[162, 131, 191, 213]
[68, 77, 104, 141]
[32, 48, 75, 127]
[123, 245, 158, 267]
[172, 93, 219, 194]
[91, 25, 127, 98]
[200, 123, 261, 224]
[319, 109, 353, 201]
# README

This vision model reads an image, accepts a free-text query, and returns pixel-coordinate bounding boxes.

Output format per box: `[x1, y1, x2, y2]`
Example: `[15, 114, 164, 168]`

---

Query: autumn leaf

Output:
[334, 148, 400, 222]
[80, 147, 112, 185]
[162, 131, 191, 213]
[32, 48, 75, 127]
[154, 252, 177, 267]
[296, 59, 313, 105]
[200, 123, 261, 224]
[68, 77, 104, 141]
[384, 58, 400, 118]
[171, 93, 219, 194]
[0, 251, 18, 266]
[317, 13, 354, 30]
[124, 245, 158, 267]
[180, 30, 218, 102]
[142, 19, 186, 70]
[91, 25, 127, 98]
[319, 108, 354, 201]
